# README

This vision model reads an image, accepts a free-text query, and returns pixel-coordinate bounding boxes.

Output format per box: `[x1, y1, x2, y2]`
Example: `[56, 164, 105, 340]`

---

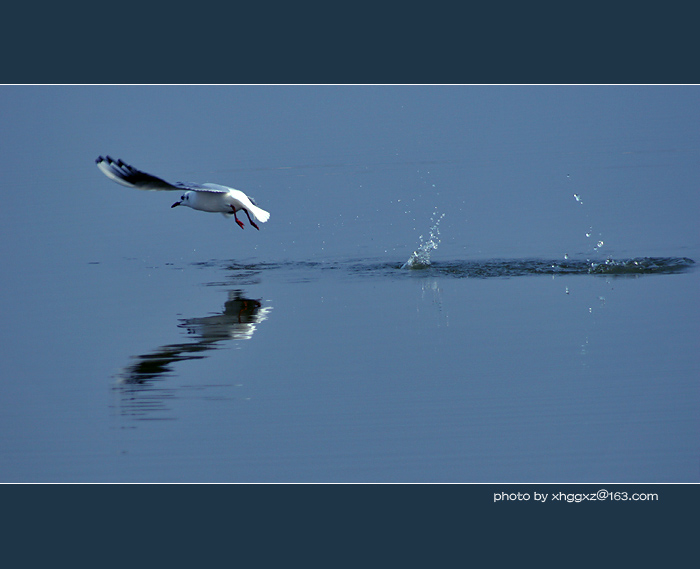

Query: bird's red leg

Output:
[231, 207, 245, 229]
[244, 209, 260, 230]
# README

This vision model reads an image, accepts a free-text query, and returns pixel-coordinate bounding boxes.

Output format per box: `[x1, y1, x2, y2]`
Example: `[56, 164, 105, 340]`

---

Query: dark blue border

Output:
[4, 4, 697, 83]
[3, 483, 697, 563]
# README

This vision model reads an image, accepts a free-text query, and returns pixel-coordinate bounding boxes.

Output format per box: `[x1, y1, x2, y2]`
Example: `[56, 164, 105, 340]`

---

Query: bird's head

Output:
[171, 192, 189, 208]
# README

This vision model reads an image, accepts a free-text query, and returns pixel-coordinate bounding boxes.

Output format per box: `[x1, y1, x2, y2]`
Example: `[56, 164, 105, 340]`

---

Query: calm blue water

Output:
[0, 85, 698, 482]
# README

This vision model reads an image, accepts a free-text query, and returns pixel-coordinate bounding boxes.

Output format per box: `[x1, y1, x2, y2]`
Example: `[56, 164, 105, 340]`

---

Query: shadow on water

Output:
[114, 290, 271, 419]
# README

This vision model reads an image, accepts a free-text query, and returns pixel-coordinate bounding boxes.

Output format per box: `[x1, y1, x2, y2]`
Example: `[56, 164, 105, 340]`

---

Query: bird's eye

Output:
[181, 195, 185, 200]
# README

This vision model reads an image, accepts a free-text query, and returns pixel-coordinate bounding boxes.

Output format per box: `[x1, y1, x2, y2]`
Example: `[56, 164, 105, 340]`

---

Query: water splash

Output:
[401, 210, 445, 269]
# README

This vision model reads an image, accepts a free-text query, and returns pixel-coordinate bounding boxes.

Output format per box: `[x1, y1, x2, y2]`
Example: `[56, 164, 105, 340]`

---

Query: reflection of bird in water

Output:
[179, 292, 264, 341]
[118, 290, 271, 384]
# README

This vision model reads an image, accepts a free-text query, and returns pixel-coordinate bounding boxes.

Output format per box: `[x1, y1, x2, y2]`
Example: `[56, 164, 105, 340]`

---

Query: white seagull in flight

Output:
[96, 156, 270, 230]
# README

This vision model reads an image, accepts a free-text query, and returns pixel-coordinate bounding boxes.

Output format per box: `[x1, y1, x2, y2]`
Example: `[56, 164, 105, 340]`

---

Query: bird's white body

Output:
[177, 183, 270, 223]
[95, 156, 270, 230]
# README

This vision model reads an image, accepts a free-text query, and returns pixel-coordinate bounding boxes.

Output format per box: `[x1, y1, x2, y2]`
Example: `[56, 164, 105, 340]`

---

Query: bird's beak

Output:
[171, 201, 181, 208]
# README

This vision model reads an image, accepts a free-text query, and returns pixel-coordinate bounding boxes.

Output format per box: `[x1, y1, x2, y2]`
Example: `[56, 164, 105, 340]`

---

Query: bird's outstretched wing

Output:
[96, 156, 190, 191]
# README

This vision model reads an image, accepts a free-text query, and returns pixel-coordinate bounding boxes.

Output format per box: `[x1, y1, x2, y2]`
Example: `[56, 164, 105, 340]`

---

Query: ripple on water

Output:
[194, 256, 695, 283]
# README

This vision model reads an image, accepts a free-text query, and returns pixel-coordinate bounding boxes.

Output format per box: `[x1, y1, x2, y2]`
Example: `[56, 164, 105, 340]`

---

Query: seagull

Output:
[96, 156, 270, 230]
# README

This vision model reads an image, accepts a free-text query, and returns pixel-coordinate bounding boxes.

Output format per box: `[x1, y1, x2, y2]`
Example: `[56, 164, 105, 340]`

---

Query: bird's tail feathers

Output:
[248, 203, 270, 223]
